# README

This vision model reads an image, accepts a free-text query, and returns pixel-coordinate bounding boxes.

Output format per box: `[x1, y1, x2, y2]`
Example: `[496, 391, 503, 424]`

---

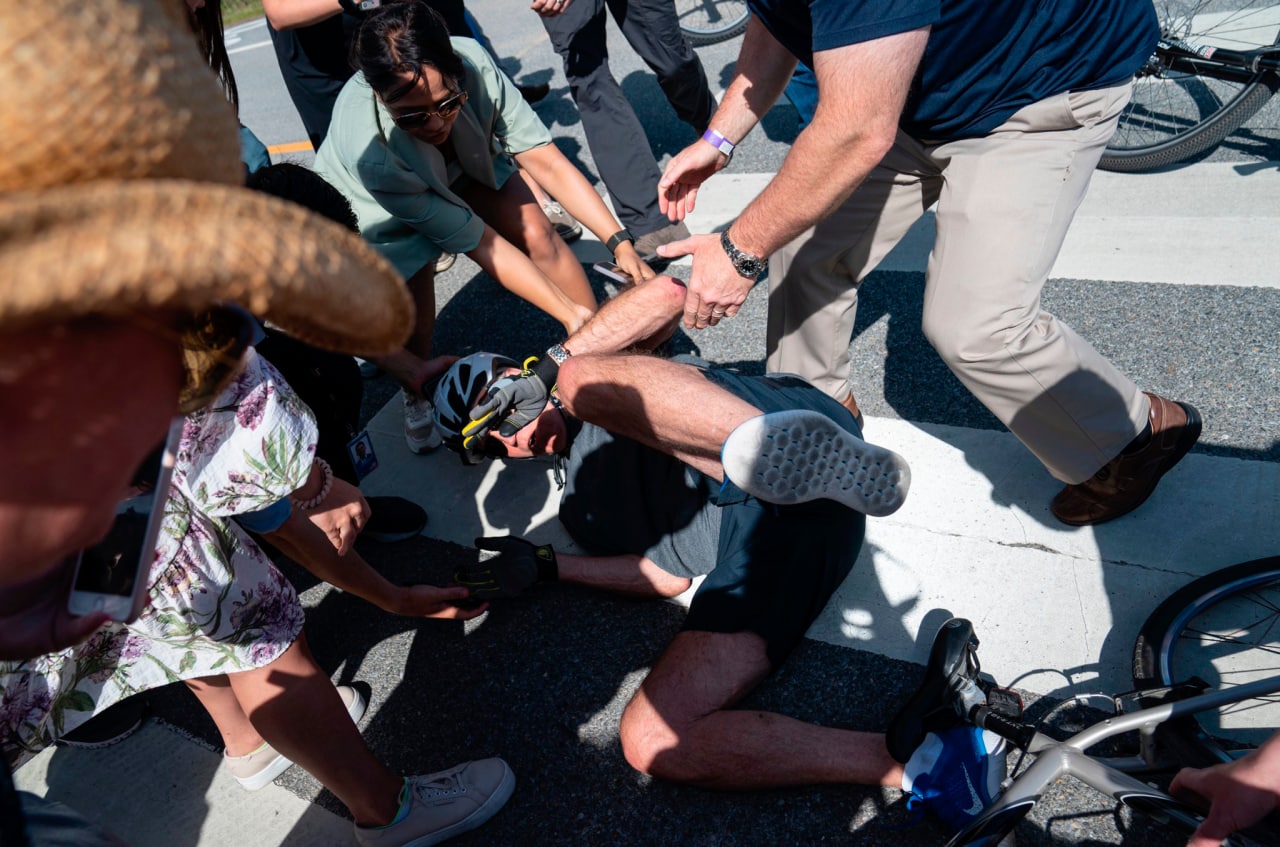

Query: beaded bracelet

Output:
[290, 458, 333, 510]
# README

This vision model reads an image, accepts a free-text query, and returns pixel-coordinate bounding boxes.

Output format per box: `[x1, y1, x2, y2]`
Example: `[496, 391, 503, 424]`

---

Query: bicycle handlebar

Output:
[969, 704, 1038, 750]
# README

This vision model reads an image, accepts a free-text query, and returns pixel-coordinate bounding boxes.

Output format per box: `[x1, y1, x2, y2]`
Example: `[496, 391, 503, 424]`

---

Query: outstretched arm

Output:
[658, 16, 796, 222]
[267, 486, 486, 621]
[660, 27, 929, 330]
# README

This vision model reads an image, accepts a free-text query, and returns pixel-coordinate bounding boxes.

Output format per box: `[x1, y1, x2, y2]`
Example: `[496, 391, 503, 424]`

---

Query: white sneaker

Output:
[403, 392, 443, 453]
[224, 684, 367, 791]
[355, 758, 515, 847]
[720, 409, 911, 517]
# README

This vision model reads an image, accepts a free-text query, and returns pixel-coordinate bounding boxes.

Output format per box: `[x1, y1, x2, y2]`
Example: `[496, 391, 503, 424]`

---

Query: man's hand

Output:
[305, 476, 370, 556]
[657, 232, 756, 329]
[464, 365, 552, 439]
[658, 140, 727, 223]
[1171, 741, 1280, 847]
[530, 0, 571, 17]
[455, 536, 558, 598]
[392, 584, 489, 620]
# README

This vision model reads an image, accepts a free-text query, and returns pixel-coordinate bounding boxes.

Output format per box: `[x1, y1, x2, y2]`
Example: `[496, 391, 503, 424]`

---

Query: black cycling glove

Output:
[456, 536, 559, 598]
[463, 356, 559, 439]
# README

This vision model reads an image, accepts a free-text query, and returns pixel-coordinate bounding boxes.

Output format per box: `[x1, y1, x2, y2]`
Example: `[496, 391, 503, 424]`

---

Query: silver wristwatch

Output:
[720, 228, 766, 279]
[546, 343, 572, 366]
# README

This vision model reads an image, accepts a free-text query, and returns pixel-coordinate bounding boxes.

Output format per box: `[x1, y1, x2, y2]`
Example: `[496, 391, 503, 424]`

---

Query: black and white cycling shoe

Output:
[720, 409, 910, 517]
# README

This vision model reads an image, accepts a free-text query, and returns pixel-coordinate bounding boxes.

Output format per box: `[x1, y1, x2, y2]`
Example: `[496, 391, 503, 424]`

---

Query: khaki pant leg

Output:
[922, 83, 1148, 483]
[765, 136, 938, 401]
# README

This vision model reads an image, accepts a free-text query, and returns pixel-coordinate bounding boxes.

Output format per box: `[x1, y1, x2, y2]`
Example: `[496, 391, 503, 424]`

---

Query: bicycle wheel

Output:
[675, 0, 749, 46]
[1099, 1, 1280, 172]
[1133, 556, 1280, 766]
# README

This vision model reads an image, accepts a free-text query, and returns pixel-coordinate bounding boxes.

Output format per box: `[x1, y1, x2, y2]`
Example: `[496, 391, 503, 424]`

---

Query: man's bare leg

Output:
[556, 354, 757, 481]
[619, 629, 902, 789]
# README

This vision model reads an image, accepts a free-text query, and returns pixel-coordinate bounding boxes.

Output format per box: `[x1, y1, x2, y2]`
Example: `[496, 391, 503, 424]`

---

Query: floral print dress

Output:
[1, 349, 316, 766]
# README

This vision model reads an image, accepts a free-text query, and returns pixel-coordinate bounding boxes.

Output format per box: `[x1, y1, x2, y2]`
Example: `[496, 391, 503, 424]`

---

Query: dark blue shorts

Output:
[680, 366, 866, 668]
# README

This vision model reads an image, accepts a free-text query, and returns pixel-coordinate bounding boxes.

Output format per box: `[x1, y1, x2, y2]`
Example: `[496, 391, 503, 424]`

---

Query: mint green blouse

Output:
[315, 37, 553, 277]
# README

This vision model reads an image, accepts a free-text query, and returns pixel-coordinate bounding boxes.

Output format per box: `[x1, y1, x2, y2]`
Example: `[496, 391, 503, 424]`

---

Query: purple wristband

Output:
[701, 129, 736, 157]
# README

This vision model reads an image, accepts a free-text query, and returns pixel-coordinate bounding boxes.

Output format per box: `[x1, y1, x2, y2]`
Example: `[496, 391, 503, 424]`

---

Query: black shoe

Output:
[363, 496, 428, 543]
[60, 697, 147, 749]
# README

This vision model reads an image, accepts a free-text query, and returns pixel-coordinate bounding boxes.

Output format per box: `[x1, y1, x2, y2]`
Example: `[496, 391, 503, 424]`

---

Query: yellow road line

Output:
[267, 141, 315, 154]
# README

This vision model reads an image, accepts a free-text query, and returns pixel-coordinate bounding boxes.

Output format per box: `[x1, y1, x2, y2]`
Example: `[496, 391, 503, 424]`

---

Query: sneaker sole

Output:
[233, 685, 368, 791]
[721, 409, 911, 517]
[401, 761, 516, 847]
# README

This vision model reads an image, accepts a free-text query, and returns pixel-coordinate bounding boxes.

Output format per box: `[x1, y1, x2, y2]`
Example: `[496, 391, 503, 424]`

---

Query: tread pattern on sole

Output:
[721, 410, 911, 517]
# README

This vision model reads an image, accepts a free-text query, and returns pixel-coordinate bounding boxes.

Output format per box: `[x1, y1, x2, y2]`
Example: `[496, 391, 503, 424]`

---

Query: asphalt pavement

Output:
[13, 7, 1280, 847]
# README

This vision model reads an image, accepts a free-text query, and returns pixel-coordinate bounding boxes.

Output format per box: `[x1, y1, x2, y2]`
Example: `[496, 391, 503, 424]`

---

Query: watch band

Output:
[605, 229, 634, 254]
[546, 343, 572, 366]
[701, 129, 736, 158]
[720, 228, 766, 279]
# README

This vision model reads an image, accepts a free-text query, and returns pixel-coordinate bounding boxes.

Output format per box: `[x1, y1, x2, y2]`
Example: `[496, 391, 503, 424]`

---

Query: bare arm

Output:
[261, 0, 342, 30]
[267, 506, 485, 620]
[658, 27, 929, 330]
[658, 16, 797, 222]
[514, 144, 651, 281]
[556, 551, 691, 598]
[466, 224, 595, 335]
[562, 275, 687, 355]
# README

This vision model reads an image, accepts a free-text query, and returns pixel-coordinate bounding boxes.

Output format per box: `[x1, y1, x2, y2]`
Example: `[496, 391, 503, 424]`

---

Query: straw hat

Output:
[0, 0, 413, 356]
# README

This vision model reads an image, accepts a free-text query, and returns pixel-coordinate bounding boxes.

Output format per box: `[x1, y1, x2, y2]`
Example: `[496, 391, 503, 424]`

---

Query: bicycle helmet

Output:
[431, 352, 518, 462]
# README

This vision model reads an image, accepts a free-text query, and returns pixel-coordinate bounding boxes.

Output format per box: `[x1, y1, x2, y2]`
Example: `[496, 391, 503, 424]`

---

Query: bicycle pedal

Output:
[985, 686, 1024, 720]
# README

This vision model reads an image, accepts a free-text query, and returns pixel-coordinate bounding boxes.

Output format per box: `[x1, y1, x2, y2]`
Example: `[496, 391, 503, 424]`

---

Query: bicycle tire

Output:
[675, 0, 749, 46]
[1132, 555, 1280, 767]
[1099, 1, 1280, 172]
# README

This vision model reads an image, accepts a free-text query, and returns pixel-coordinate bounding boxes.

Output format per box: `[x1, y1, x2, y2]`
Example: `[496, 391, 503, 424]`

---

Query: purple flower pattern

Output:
[1, 348, 315, 767]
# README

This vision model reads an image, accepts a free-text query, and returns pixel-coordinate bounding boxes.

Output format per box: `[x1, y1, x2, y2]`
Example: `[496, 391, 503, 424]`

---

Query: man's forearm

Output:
[706, 16, 797, 149]
[726, 28, 929, 259]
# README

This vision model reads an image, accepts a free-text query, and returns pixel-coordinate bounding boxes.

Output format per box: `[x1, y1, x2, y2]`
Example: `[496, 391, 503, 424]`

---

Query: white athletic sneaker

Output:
[224, 684, 367, 791]
[354, 758, 516, 847]
[403, 392, 443, 453]
[720, 409, 911, 517]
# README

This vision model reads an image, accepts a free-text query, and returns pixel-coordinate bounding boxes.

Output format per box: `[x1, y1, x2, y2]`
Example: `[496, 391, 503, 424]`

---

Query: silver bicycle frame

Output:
[948, 674, 1280, 845]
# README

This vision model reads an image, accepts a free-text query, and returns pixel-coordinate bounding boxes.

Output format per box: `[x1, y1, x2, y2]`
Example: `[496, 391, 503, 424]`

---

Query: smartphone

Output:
[67, 418, 182, 622]
[592, 260, 634, 285]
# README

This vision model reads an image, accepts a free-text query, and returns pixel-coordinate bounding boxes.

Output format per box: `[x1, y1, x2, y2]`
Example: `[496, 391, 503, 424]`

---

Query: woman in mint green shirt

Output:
[317, 2, 650, 417]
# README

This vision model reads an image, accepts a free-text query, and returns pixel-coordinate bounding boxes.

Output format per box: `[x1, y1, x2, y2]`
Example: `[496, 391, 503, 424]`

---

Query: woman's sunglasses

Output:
[393, 90, 469, 130]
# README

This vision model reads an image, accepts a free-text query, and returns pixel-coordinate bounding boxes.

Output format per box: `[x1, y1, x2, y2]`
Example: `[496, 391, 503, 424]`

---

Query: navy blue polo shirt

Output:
[749, 0, 1158, 139]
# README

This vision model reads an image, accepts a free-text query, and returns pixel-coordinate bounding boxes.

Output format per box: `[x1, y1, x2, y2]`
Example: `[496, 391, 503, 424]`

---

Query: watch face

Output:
[736, 255, 766, 277]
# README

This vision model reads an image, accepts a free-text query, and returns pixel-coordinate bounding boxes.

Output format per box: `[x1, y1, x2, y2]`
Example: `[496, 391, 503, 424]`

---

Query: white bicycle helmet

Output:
[431, 352, 518, 460]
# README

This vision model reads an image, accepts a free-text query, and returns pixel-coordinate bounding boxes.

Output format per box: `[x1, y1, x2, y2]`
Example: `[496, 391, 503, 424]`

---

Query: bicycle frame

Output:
[948, 674, 1280, 845]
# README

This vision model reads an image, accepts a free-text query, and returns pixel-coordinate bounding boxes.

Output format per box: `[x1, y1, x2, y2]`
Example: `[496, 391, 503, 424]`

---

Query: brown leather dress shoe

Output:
[1050, 392, 1201, 526]
[840, 391, 865, 432]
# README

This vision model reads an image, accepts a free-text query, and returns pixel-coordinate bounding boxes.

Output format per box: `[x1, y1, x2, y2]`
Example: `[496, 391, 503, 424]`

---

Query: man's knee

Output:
[920, 302, 1016, 368]
[618, 694, 699, 782]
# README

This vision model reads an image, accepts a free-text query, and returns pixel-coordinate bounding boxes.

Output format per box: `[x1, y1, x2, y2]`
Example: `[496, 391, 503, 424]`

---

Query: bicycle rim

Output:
[1133, 556, 1280, 765]
[675, 0, 749, 46]
[1100, 0, 1280, 172]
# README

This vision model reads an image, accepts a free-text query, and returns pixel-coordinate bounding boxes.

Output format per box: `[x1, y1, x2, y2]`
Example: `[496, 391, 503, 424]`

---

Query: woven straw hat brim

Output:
[0, 181, 413, 356]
